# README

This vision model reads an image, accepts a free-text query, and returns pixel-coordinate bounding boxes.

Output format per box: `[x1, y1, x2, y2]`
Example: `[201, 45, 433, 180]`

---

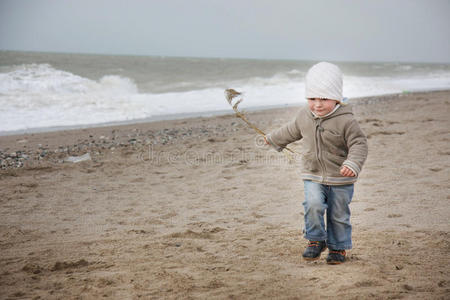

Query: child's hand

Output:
[264, 136, 270, 145]
[340, 166, 355, 177]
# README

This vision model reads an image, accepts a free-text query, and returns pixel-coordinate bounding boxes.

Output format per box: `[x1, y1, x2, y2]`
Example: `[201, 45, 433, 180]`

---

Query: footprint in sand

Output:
[362, 118, 384, 127]
[219, 186, 238, 192]
[168, 230, 210, 239]
[51, 259, 89, 271]
[362, 118, 382, 123]
[9, 292, 26, 298]
[354, 280, 381, 287]
[96, 278, 115, 288]
[146, 218, 164, 225]
[128, 229, 151, 234]
[367, 131, 405, 139]
[22, 263, 43, 274]
[421, 118, 435, 122]
[161, 212, 177, 219]
[19, 182, 38, 188]
[130, 177, 145, 183]
[387, 214, 402, 218]
[251, 212, 264, 219]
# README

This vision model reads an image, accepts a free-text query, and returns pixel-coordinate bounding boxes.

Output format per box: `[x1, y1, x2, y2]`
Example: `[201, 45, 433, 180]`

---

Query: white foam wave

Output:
[395, 65, 413, 71]
[0, 64, 449, 133]
[287, 69, 302, 75]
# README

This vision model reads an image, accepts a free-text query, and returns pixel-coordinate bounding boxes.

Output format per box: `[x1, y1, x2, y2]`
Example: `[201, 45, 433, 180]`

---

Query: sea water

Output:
[1, 50, 449, 134]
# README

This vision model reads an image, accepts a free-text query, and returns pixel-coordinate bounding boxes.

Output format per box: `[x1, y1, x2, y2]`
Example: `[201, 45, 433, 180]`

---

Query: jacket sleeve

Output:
[342, 119, 368, 176]
[265, 114, 303, 152]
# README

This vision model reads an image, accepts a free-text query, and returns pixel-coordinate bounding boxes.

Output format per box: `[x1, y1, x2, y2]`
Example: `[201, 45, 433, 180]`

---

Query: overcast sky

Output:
[1, 0, 449, 63]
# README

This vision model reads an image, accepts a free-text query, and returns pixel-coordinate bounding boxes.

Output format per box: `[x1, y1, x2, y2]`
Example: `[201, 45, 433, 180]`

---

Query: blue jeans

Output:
[303, 180, 354, 250]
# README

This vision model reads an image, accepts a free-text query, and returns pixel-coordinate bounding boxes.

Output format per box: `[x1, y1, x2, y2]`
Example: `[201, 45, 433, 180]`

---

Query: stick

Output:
[224, 89, 298, 156]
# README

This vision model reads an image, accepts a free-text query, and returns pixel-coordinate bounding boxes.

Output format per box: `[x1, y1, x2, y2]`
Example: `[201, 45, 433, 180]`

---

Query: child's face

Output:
[307, 98, 338, 116]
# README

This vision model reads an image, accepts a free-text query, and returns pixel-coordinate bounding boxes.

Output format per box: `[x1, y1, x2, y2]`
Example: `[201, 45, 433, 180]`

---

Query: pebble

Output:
[0, 122, 234, 169]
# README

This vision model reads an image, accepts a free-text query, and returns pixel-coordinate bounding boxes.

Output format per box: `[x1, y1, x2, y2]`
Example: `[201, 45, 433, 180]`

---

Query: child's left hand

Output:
[340, 166, 355, 177]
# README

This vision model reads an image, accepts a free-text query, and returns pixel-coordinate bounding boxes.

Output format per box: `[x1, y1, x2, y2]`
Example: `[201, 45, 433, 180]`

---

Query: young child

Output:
[265, 62, 368, 264]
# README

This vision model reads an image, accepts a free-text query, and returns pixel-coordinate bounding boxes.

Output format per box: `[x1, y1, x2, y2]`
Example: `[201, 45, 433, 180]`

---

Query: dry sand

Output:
[0, 90, 449, 299]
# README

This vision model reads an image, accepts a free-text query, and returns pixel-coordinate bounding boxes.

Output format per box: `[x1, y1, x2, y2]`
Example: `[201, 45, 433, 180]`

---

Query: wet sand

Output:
[1, 90, 449, 299]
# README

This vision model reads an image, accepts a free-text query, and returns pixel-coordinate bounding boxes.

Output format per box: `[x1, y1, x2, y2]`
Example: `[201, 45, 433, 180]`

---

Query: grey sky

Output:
[1, 0, 449, 63]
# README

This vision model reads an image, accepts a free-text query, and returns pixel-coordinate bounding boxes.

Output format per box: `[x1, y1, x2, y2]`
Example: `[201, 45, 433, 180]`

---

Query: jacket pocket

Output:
[302, 152, 320, 173]
[322, 129, 343, 144]
[322, 130, 347, 157]
[324, 152, 346, 176]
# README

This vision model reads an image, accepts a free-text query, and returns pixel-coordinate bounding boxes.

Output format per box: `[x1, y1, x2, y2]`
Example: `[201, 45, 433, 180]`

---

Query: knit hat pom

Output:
[305, 62, 343, 102]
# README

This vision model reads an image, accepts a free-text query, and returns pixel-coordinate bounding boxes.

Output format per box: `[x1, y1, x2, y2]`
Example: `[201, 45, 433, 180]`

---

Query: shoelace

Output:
[329, 250, 346, 255]
[307, 241, 322, 247]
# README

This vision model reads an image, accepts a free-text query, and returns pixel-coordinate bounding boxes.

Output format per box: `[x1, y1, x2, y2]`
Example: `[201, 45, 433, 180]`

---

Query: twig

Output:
[224, 89, 298, 156]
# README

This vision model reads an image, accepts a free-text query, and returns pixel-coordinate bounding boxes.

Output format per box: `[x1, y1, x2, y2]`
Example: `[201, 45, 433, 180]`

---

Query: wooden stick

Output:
[224, 89, 298, 155]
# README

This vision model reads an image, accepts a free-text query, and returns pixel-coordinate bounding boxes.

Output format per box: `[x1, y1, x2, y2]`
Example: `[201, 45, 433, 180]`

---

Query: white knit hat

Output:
[305, 62, 343, 102]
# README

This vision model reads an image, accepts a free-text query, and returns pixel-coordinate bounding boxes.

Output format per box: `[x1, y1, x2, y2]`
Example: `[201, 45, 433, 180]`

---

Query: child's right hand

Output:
[264, 136, 270, 145]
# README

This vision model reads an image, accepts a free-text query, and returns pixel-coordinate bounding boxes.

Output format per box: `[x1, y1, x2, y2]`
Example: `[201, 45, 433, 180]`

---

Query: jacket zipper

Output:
[315, 119, 327, 183]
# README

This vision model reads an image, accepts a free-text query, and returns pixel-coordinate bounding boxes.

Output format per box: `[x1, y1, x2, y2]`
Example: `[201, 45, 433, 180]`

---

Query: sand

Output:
[0, 90, 449, 299]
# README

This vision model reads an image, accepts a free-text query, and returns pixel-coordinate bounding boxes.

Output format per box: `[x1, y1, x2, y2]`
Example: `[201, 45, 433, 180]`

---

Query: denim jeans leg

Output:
[326, 184, 354, 250]
[303, 180, 328, 241]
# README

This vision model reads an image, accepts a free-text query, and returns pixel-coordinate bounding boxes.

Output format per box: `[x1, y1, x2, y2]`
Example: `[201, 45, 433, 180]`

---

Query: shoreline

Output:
[1, 88, 449, 138]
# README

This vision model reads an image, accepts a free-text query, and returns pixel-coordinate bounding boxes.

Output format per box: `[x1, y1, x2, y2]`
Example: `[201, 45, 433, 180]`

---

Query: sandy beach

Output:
[0, 90, 449, 299]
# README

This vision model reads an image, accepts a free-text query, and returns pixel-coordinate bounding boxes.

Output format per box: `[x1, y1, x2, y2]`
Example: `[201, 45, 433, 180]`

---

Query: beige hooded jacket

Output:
[266, 104, 368, 185]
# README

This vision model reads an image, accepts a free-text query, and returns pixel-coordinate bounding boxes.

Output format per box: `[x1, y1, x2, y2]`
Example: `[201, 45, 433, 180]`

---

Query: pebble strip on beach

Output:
[0, 121, 243, 170]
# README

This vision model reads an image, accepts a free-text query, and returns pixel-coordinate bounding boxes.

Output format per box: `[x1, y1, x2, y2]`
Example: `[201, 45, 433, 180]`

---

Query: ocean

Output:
[1, 50, 450, 135]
